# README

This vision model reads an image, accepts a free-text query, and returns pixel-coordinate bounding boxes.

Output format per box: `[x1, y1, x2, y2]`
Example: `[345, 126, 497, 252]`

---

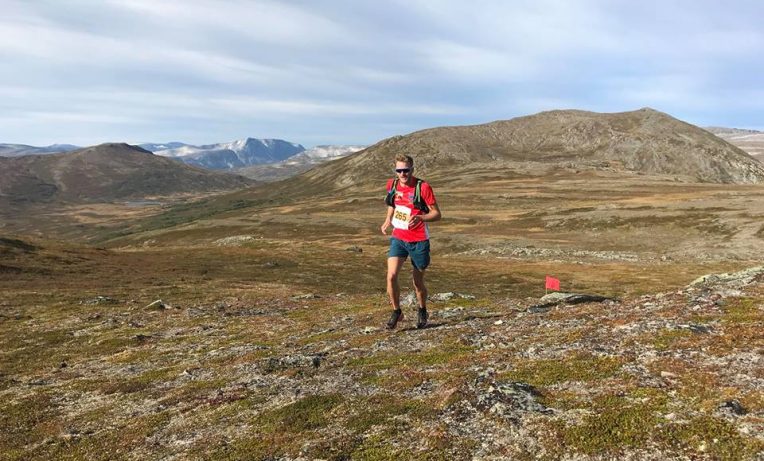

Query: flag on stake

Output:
[545, 276, 560, 293]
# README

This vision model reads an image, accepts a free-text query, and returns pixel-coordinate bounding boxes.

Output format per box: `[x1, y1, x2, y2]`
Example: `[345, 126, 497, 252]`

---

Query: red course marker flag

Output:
[545, 276, 560, 291]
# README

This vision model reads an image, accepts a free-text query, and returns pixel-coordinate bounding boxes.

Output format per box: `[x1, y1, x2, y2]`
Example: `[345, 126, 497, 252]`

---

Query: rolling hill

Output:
[292, 108, 764, 192]
[0, 143, 255, 206]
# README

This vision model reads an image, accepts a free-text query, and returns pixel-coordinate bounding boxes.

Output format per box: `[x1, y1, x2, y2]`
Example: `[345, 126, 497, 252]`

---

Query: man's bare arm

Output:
[380, 206, 395, 235]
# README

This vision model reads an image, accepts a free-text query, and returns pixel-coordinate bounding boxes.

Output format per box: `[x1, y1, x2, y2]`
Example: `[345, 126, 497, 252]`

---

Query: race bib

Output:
[391, 205, 412, 230]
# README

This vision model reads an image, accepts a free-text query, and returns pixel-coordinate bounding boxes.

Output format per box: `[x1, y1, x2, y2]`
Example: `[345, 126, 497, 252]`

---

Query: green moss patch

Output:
[559, 392, 666, 454]
[652, 328, 695, 351]
[722, 297, 763, 324]
[260, 393, 344, 432]
[0, 392, 61, 457]
[349, 342, 474, 373]
[347, 396, 434, 433]
[502, 352, 625, 387]
[660, 416, 763, 461]
[222, 394, 344, 460]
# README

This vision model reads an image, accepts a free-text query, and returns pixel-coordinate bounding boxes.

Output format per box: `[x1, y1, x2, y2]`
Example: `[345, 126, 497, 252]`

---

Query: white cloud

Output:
[415, 39, 536, 81]
[0, 0, 763, 145]
[209, 96, 464, 117]
[105, 0, 345, 47]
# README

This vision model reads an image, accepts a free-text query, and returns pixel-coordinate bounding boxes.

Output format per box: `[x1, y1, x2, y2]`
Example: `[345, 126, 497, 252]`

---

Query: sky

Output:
[1, 0, 763, 147]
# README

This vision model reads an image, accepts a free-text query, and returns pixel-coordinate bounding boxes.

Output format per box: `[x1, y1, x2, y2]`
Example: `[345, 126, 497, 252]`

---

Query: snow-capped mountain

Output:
[151, 138, 305, 170]
[0, 143, 80, 157]
[282, 145, 366, 164]
[235, 145, 365, 181]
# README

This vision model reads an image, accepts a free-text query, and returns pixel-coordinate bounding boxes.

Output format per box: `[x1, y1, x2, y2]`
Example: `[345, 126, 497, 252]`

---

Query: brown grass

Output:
[2, 174, 764, 459]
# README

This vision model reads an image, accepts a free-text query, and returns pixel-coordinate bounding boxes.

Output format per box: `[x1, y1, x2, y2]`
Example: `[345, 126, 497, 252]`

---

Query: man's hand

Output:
[380, 220, 391, 235]
[408, 215, 423, 227]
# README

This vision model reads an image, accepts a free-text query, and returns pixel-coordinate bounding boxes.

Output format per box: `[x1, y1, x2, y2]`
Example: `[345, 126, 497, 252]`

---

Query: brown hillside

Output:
[295, 108, 764, 192]
[706, 127, 764, 163]
[0, 143, 254, 205]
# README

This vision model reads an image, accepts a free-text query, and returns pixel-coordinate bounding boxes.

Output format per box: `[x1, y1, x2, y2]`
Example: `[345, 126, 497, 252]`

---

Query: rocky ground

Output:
[2, 170, 764, 460]
[2, 257, 762, 460]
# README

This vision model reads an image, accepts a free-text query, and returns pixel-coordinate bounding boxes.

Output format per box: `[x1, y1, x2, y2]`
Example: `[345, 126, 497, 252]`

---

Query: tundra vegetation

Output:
[2, 109, 764, 459]
[2, 170, 763, 460]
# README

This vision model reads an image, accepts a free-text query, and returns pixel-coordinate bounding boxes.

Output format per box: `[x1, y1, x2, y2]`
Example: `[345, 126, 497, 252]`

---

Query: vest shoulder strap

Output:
[385, 178, 398, 206]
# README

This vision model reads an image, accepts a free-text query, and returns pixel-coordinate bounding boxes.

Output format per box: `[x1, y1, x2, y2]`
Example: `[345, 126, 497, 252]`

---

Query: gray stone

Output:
[690, 265, 764, 288]
[81, 296, 119, 305]
[719, 399, 747, 416]
[431, 292, 456, 301]
[474, 376, 552, 423]
[430, 292, 476, 302]
[402, 292, 417, 307]
[291, 293, 319, 300]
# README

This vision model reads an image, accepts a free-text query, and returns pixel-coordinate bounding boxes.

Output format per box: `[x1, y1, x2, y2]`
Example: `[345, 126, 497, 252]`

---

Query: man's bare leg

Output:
[413, 267, 428, 328]
[386, 257, 407, 329]
[386, 257, 406, 309]
[412, 267, 427, 309]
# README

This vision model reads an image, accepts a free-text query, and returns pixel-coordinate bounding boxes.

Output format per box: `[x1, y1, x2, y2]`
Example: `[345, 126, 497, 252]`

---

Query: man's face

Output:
[394, 161, 413, 183]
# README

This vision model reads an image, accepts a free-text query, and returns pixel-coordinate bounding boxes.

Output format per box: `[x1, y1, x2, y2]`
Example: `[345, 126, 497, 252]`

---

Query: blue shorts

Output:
[388, 238, 430, 270]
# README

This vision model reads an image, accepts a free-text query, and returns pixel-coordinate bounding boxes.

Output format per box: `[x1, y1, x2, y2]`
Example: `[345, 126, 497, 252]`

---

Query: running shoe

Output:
[416, 307, 428, 329]
[386, 309, 403, 329]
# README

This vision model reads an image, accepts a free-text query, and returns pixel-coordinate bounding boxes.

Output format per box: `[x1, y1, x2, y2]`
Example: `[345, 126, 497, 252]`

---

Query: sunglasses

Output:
[394, 168, 412, 174]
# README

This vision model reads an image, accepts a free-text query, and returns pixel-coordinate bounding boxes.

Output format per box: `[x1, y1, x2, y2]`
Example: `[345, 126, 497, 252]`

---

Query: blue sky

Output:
[1, 0, 762, 147]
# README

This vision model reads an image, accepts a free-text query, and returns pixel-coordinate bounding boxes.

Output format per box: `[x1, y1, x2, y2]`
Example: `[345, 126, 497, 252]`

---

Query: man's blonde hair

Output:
[394, 154, 413, 166]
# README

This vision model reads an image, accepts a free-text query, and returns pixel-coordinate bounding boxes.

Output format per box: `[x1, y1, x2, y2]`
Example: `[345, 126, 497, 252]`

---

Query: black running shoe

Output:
[386, 309, 403, 329]
[416, 307, 428, 329]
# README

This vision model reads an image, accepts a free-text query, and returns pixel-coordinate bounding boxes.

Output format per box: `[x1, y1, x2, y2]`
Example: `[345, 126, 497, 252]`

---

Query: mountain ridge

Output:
[0, 143, 80, 157]
[234, 145, 365, 181]
[152, 137, 305, 170]
[0, 143, 254, 206]
[291, 108, 764, 192]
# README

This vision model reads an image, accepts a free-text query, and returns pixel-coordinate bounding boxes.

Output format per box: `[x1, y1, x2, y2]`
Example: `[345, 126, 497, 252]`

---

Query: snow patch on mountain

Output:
[233, 145, 366, 182]
[138, 142, 188, 152]
[283, 145, 365, 164]
[152, 138, 306, 169]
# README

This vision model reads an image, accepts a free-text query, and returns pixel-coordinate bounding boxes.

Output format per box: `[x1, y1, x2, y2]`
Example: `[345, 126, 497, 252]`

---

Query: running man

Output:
[380, 154, 441, 329]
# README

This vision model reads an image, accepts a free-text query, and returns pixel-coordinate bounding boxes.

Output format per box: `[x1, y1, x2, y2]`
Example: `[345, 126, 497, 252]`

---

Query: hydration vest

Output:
[385, 178, 430, 213]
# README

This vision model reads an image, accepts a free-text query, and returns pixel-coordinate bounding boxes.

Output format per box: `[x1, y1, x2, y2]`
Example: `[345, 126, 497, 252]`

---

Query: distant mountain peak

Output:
[151, 137, 305, 170]
[87, 142, 153, 154]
